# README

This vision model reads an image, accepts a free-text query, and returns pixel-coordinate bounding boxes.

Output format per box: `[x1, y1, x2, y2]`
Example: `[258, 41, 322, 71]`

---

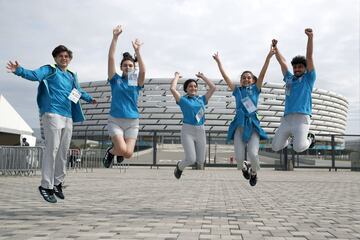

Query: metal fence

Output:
[0, 146, 44, 176]
[80, 131, 360, 171]
[1, 132, 359, 175]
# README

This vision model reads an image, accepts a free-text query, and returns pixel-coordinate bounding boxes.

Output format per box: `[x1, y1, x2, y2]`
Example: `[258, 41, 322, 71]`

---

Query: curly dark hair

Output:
[52, 45, 73, 59]
[291, 55, 307, 68]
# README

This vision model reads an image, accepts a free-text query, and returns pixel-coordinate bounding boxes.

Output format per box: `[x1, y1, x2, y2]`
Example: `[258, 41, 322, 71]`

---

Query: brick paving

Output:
[0, 168, 359, 240]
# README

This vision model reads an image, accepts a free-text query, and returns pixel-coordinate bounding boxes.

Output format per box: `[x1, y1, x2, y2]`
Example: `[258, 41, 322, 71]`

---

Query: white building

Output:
[0, 94, 36, 146]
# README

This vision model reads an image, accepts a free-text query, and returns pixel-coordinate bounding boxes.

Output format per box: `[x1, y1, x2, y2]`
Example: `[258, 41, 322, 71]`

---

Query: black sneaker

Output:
[289, 136, 294, 148]
[116, 156, 124, 164]
[242, 161, 251, 180]
[174, 162, 183, 179]
[38, 186, 57, 203]
[54, 183, 64, 200]
[103, 146, 114, 168]
[249, 171, 257, 187]
[308, 133, 316, 149]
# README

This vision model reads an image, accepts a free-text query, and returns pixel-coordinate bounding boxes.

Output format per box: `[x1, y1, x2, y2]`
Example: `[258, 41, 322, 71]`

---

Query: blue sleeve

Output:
[283, 71, 293, 83]
[305, 69, 316, 89]
[108, 73, 119, 85]
[253, 84, 260, 95]
[79, 87, 93, 103]
[14, 65, 53, 82]
[201, 95, 207, 105]
[137, 85, 144, 91]
[177, 96, 185, 106]
[232, 87, 239, 97]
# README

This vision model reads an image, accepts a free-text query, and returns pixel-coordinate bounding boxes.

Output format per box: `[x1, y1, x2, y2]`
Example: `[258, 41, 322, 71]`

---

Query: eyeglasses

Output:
[57, 54, 70, 59]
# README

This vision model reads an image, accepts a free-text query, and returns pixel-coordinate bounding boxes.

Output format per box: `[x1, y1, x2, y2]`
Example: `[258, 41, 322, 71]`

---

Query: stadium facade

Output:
[73, 78, 348, 146]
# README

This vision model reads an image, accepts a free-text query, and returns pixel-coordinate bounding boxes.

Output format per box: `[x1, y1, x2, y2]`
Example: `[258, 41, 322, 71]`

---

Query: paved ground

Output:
[0, 167, 359, 240]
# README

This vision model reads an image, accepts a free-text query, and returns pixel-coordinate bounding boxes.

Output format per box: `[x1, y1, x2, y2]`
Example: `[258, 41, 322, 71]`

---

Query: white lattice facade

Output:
[73, 79, 348, 143]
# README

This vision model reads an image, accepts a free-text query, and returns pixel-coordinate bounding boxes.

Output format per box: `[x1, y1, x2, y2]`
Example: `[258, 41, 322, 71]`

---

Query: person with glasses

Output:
[7, 45, 96, 203]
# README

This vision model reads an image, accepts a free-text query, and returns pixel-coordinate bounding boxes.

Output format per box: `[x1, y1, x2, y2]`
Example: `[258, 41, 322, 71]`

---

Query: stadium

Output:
[72, 78, 348, 149]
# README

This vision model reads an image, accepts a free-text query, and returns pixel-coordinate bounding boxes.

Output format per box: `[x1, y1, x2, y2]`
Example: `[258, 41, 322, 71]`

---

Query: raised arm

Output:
[256, 44, 275, 90]
[272, 39, 288, 77]
[212, 52, 235, 91]
[7, 60, 51, 81]
[108, 25, 122, 80]
[170, 72, 182, 103]
[132, 39, 145, 87]
[196, 72, 216, 103]
[305, 28, 314, 72]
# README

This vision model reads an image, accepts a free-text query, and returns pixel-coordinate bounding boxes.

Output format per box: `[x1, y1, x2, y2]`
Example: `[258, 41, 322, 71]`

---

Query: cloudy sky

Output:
[1, 0, 359, 134]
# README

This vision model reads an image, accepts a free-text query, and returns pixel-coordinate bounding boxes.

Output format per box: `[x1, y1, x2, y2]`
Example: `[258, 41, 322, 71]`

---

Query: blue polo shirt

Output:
[178, 95, 207, 125]
[109, 73, 143, 119]
[233, 84, 260, 115]
[283, 70, 316, 116]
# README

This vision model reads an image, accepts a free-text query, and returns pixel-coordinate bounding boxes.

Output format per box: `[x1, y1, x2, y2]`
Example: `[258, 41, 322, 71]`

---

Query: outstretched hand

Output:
[212, 52, 221, 63]
[113, 25, 123, 37]
[305, 28, 313, 37]
[268, 44, 276, 57]
[174, 71, 182, 79]
[132, 39, 143, 52]
[195, 72, 206, 79]
[6, 60, 19, 73]
[272, 39, 278, 47]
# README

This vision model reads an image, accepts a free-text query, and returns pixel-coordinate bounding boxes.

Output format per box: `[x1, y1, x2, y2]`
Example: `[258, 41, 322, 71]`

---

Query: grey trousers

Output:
[178, 124, 206, 171]
[272, 114, 311, 153]
[234, 127, 261, 172]
[41, 113, 73, 189]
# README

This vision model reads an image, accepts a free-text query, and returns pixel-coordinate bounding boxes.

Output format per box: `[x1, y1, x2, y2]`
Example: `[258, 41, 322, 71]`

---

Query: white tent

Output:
[0, 94, 36, 146]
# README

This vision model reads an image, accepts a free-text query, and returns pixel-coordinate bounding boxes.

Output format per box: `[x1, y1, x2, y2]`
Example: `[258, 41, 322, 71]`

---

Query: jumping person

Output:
[171, 72, 216, 179]
[271, 28, 316, 153]
[212, 45, 274, 186]
[103, 25, 145, 167]
[7, 45, 96, 203]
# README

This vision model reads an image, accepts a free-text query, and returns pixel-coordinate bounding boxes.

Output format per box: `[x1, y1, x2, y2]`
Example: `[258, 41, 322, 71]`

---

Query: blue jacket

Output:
[227, 85, 268, 143]
[14, 64, 93, 122]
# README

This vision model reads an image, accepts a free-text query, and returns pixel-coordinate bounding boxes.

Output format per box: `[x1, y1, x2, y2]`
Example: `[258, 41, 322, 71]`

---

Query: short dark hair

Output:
[291, 55, 307, 68]
[52, 45, 73, 59]
[120, 52, 137, 66]
[183, 79, 198, 93]
[22, 138, 27, 142]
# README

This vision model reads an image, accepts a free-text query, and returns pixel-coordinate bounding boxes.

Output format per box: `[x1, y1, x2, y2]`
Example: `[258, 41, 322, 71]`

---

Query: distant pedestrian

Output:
[21, 138, 29, 146]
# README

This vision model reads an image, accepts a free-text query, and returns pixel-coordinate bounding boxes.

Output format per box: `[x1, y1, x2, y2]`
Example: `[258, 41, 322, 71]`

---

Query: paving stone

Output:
[0, 168, 359, 240]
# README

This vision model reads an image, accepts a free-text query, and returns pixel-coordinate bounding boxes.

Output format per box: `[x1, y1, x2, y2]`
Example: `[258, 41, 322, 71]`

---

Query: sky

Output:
[0, 0, 359, 134]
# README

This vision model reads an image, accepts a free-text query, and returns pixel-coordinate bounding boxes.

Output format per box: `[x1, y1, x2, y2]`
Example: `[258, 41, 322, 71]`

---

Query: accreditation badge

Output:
[127, 70, 138, 86]
[195, 108, 205, 123]
[68, 88, 81, 104]
[241, 96, 257, 113]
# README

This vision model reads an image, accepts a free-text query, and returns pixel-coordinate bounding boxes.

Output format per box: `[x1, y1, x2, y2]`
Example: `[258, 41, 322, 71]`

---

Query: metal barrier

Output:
[66, 149, 129, 172]
[0, 146, 44, 176]
[76, 131, 360, 171]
